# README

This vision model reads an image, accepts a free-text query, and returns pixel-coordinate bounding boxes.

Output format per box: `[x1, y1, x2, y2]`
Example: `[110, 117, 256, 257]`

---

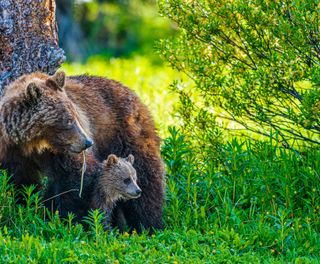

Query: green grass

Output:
[0, 57, 319, 262]
[163, 127, 320, 261]
[1, 130, 320, 262]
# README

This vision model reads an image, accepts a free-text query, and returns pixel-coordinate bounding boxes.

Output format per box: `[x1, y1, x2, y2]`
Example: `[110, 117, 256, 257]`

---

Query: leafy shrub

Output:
[158, 0, 320, 149]
[162, 127, 320, 258]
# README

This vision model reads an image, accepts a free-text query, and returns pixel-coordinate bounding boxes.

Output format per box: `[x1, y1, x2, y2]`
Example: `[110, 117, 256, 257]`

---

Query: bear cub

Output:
[44, 153, 141, 229]
[92, 154, 141, 229]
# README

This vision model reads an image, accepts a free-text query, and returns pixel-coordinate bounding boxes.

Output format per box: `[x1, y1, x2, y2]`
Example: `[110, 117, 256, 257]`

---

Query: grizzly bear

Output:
[44, 152, 141, 230]
[0, 71, 164, 232]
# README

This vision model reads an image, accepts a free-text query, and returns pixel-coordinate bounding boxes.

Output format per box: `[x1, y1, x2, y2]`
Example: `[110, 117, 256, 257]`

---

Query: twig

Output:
[42, 189, 79, 203]
[79, 151, 87, 198]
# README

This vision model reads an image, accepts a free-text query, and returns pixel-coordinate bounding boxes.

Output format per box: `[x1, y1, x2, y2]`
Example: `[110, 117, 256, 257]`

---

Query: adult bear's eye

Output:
[123, 178, 131, 185]
[65, 120, 75, 130]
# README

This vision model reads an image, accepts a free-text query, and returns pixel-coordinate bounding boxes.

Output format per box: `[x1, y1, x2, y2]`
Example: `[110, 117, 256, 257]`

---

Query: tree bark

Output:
[0, 0, 65, 97]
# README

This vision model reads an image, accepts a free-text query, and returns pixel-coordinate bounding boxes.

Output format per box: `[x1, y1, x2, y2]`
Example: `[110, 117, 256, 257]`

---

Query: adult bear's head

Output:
[0, 71, 93, 155]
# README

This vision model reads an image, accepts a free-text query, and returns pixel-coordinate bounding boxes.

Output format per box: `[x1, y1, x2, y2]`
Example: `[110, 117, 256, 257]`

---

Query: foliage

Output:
[158, 0, 320, 149]
[162, 127, 320, 260]
[0, 126, 320, 261]
[68, 0, 175, 60]
[0, 52, 319, 260]
[3, 0, 320, 258]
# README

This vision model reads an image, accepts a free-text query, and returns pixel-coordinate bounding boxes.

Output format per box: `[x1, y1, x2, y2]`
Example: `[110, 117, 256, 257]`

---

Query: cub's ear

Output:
[26, 82, 42, 102]
[47, 71, 66, 91]
[126, 154, 134, 165]
[105, 154, 119, 166]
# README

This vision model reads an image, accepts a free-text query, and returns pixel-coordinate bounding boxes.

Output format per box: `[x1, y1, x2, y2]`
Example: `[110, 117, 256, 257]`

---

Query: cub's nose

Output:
[135, 189, 142, 196]
[84, 138, 93, 149]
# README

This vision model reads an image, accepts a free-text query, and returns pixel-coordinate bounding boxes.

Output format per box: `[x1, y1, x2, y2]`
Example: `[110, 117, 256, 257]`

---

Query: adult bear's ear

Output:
[105, 154, 119, 166]
[126, 154, 134, 165]
[47, 71, 66, 91]
[26, 82, 42, 102]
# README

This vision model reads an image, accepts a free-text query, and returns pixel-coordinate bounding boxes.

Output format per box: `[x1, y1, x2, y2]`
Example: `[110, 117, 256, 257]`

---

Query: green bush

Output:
[162, 127, 320, 259]
[158, 0, 320, 149]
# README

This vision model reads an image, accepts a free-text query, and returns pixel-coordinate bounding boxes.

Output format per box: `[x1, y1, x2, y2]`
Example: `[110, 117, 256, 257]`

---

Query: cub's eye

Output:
[123, 178, 131, 185]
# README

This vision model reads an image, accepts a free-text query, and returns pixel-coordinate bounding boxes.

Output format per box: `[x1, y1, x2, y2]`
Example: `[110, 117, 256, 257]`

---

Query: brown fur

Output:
[0, 72, 92, 158]
[43, 153, 140, 230]
[0, 71, 165, 232]
[67, 75, 165, 232]
[92, 154, 141, 209]
[91, 154, 141, 229]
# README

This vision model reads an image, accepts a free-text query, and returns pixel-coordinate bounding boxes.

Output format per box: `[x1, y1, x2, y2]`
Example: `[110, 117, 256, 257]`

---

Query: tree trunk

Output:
[0, 0, 65, 97]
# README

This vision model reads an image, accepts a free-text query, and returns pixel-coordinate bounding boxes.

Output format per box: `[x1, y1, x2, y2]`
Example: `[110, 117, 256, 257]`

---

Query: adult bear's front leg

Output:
[1, 149, 42, 188]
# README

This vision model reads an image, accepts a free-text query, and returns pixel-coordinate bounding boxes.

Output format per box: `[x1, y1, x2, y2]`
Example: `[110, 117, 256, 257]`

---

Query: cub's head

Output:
[101, 154, 142, 201]
[0, 71, 93, 155]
